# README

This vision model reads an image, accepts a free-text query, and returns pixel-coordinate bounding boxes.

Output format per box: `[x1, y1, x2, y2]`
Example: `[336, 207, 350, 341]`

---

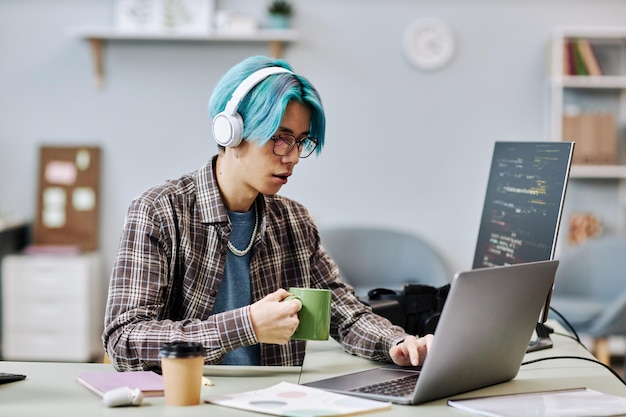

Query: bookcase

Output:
[549, 27, 626, 234]
[549, 27, 626, 168]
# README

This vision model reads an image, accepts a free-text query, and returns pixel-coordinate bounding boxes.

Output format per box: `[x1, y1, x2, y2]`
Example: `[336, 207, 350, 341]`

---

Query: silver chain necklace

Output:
[227, 203, 258, 257]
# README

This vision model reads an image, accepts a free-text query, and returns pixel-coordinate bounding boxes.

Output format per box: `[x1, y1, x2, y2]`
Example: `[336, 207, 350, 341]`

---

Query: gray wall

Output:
[2, 0, 625, 288]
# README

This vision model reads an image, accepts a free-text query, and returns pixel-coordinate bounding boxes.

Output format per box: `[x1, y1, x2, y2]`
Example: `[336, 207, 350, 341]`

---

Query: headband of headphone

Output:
[212, 66, 294, 147]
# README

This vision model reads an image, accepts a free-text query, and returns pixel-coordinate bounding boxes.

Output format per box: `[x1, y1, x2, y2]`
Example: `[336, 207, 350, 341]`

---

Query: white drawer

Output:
[3, 300, 87, 329]
[2, 258, 88, 299]
[2, 330, 93, 362]
[3, 255, 94, 277]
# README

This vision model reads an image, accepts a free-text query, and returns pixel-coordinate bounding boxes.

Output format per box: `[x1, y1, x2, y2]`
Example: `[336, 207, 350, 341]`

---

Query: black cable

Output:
[521, 355, 625, 386]
[548, 306, 581, 343]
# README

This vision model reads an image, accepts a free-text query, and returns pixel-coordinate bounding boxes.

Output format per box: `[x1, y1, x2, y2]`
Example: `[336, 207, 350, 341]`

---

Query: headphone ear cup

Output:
[212, 111, 244, 147]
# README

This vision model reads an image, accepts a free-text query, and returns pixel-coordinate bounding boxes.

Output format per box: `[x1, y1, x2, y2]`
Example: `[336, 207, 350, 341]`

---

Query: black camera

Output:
[365, 283, 450, 336]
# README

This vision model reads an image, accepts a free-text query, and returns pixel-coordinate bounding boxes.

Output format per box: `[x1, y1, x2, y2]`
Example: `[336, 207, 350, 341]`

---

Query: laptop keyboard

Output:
[350, 373, 419, 397]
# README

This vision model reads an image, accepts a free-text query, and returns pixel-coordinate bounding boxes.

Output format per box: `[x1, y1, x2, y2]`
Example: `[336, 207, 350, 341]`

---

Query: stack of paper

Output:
[447, 387, 626, 417]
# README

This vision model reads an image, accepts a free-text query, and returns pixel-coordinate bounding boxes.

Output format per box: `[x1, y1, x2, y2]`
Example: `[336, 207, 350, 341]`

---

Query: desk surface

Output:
[1, 325, 625, 416]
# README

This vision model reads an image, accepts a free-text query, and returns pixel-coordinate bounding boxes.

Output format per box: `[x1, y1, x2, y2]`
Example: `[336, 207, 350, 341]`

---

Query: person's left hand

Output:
[389, 334, 433, 367]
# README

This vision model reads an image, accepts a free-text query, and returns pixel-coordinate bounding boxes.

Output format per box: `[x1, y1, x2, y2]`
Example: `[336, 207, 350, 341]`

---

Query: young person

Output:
[103, 55, 433, 371]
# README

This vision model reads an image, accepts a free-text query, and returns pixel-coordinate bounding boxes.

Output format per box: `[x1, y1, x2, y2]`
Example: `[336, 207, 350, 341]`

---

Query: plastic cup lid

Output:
[159, 341, 204, 358]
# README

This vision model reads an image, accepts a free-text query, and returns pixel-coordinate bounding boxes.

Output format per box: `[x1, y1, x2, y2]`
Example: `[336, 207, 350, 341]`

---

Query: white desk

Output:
[1, 326, 625, 416]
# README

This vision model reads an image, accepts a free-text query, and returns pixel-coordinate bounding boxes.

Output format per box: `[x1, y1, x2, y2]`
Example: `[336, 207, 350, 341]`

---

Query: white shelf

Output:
[570, 165, 626, 179]
[69, 27, 299, 42]
[552, 75, 626, 89]
[69, 27, 299, 88]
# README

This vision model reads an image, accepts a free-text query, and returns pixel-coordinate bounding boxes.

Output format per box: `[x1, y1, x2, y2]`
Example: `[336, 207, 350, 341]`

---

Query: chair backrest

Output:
[553, 236, 626, 301]
[320, 226, 450, 298]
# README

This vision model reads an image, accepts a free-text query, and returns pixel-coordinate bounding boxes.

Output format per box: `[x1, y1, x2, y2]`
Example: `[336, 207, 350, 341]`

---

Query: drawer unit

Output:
[0, 222, 29, 359]
[1, 253, 103, 361]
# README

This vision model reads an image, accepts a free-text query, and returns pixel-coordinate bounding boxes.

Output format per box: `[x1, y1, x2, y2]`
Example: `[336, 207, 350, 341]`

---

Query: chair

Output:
[319, 226, 450, 299]
[549, 236, 626, 365]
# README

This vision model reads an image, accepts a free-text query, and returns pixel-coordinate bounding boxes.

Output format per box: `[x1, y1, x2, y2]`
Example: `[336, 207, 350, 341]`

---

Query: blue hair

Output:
[208, 55, 325, 154]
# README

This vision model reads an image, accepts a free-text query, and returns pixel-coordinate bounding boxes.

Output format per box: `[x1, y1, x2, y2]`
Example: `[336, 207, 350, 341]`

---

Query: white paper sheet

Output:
[447, 388, 626, 417]
[206, 381, 392, 416]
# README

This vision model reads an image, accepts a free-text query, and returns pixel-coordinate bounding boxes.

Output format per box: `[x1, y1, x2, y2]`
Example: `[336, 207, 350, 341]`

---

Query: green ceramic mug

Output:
[286, 287, 331, 340]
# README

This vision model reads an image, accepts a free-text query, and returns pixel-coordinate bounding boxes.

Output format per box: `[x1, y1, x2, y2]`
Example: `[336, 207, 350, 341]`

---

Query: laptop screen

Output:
[472, 141, 574, 270]
[472, 141, 573, 327]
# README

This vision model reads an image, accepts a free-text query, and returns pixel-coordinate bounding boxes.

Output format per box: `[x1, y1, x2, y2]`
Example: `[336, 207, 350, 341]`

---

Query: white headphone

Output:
[212, 66, 294, 147]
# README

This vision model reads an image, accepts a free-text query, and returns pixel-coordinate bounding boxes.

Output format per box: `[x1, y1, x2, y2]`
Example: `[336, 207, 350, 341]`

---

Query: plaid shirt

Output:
[103, 156, 408, 371]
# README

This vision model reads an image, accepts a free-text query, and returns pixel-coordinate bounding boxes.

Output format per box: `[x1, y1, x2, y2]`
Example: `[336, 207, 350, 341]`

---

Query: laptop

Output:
[304, 260, 559, 405]
[471, 141, 573, 352]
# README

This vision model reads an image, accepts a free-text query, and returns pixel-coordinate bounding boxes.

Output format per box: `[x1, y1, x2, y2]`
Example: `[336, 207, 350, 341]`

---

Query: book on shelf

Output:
[562, 112, 617, 165]
[597, 112, 618, 164]
[577, 38, 603, 76]
[77, 371, 164, 397]
[563, 40, 576, 75]
[572, 39, 589, 75]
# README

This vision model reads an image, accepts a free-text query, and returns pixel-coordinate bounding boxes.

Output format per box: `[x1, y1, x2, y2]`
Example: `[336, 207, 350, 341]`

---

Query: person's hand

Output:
[389, 334, 434, 367]
[249, 289, 301, 344]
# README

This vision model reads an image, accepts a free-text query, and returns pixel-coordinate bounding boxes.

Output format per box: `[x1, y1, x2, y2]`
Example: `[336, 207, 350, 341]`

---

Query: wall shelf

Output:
[69, 27, 299, 88]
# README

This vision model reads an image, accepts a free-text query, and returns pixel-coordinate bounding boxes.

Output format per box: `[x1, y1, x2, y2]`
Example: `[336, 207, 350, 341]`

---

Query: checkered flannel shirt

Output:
[103, 156, 408, 371]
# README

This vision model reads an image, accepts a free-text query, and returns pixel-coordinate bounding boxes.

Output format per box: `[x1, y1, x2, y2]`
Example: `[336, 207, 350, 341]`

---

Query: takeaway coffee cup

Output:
[286, 287, 331, 341]
[159, 342, 205, 406]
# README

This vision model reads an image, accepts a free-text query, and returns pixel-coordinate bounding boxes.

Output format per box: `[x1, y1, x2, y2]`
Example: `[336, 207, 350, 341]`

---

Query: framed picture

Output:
[114, 0, 215, 34]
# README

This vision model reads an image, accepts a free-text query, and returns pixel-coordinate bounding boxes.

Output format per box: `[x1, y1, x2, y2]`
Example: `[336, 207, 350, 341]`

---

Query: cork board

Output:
[33, 146, 100, 251]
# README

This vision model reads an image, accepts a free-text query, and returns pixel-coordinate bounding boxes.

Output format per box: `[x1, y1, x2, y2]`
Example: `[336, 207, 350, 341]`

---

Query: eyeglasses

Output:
[270, 134, 318, 158]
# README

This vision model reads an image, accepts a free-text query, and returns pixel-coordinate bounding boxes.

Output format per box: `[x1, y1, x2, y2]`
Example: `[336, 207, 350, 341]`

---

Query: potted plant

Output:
[267, 0, 293, 29]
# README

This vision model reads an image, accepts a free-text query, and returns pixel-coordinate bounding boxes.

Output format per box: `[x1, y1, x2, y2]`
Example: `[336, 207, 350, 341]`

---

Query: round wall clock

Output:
[403, 17, 455, 71]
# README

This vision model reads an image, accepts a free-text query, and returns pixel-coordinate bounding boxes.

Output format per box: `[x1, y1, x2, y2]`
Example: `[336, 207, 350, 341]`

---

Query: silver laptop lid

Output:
[412, 260, 558, 404]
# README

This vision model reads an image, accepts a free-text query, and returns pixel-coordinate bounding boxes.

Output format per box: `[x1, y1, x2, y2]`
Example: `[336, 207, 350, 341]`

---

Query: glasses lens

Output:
[299, 138, 318, 158]
[273, 135, 295, 156]
[272, 135, 318, 158]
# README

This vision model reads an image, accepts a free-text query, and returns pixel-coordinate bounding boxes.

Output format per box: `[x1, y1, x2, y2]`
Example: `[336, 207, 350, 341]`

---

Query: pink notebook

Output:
[77, 371, 164, 397]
